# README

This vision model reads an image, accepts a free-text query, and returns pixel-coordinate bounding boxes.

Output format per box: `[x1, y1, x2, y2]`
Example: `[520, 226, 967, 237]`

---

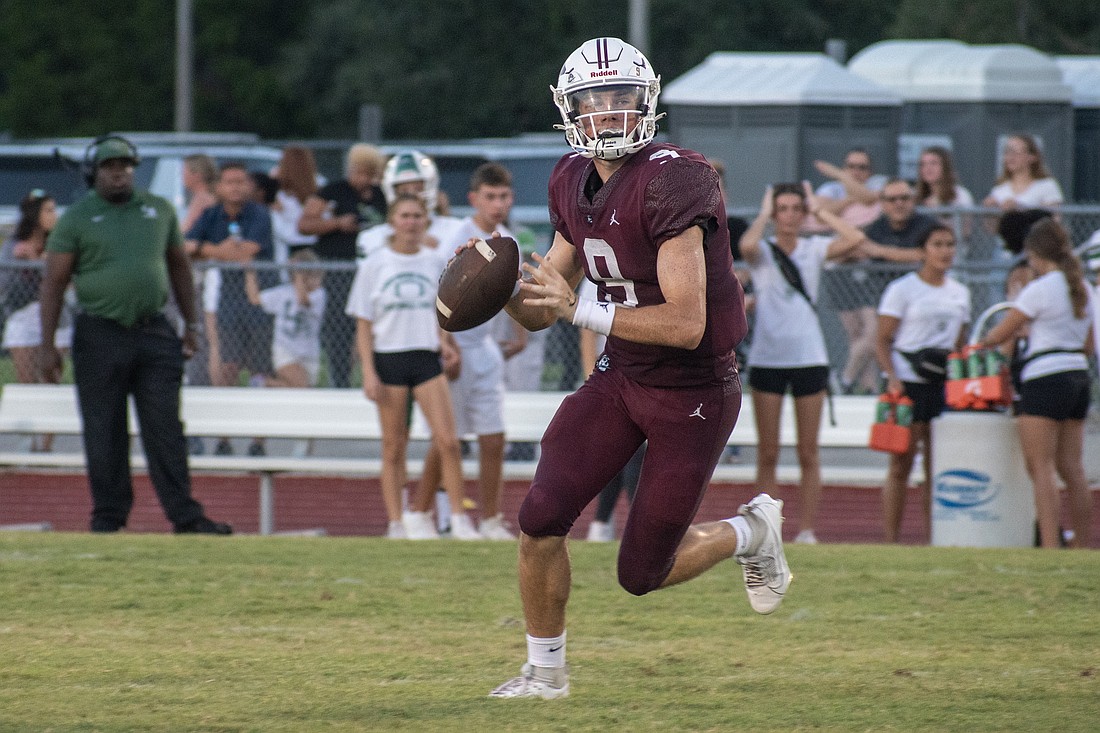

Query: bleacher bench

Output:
[0, 383, 882, 534]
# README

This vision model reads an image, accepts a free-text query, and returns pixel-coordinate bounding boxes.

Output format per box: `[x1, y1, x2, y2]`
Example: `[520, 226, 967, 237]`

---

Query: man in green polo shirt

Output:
[37, 135, 232, 535]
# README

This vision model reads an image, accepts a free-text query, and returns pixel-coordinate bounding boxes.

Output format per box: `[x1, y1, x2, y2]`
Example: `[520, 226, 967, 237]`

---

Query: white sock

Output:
[724, 516, 754, 556]
[526, 632, 566, 669]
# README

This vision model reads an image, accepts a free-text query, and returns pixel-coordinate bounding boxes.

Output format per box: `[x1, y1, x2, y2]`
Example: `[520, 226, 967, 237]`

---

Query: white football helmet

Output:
[381, 150, 439, 206]
[552, 37, 663, 160]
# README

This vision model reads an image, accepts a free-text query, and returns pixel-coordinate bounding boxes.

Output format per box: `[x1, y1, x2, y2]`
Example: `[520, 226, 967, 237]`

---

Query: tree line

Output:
[0, 0, 1096, 141]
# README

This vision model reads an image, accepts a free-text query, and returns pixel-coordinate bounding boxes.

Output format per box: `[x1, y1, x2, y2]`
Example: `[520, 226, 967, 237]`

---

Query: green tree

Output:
[890, 0, 1100, 53]
[0, 0, 312, 137]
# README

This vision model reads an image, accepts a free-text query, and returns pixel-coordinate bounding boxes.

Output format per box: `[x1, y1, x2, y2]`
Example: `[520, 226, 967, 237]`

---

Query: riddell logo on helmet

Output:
[589, 70, 619, 78]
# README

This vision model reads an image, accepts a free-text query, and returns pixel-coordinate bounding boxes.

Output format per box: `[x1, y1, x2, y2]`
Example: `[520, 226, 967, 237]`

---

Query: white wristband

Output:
[571, 298, 616, 336]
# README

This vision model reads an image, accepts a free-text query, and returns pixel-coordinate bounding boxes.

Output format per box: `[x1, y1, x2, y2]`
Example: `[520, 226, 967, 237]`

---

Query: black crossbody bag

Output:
[767, 240, 837, 426]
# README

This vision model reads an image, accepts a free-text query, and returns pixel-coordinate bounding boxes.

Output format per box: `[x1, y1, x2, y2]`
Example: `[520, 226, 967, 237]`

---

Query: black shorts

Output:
[1018, 370, 1091, 421]
[902, 380, 946, 423]
[748, 365, 829, 398]
[373, 350, 442, 388]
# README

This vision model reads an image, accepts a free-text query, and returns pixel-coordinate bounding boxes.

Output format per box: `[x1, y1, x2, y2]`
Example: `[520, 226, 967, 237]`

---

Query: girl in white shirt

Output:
[876, 225, 971, 543]
[739, 182, 867, 544]
[982, 134, 1064, 211]
[980, 219, 1094, 548]
[345, 194, 477, 540]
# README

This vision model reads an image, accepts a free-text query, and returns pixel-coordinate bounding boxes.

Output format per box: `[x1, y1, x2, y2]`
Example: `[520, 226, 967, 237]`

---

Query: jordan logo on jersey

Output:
[609, 209, 619, 226]
[689, 403, 706, 420]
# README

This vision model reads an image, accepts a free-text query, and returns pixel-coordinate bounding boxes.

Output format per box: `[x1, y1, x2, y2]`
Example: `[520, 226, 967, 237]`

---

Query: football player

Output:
[488, 37, 792, 699]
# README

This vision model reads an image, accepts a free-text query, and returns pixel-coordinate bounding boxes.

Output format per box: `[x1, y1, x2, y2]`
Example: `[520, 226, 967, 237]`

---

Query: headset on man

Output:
[81, 134, 140, 186]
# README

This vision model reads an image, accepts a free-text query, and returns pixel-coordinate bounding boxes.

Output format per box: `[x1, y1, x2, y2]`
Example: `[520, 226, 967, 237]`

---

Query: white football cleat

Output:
[402, 510, 440, 540]
[793, 529, 818, 545]
[735, 493, 792, 614]
[489, 663, 569, 699]
[479, 514, 516, 541]
[386, 520, 407, 540]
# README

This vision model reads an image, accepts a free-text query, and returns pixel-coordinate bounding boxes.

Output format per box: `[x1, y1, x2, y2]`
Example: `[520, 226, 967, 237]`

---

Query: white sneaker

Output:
[479, 514, 516, 540]
[489, 663, 569, 699]
[793, 529, 818, 545]
[735, 493, 792, 615]
[586, 520, 614, 542]
[402, 510, 440, 540]
[386, 520, 407, 539]
[449, 512, 483, 540]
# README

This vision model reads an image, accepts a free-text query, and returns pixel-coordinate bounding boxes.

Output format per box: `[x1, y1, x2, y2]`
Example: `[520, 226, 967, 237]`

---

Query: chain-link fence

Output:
[2, 205, 1099, 396]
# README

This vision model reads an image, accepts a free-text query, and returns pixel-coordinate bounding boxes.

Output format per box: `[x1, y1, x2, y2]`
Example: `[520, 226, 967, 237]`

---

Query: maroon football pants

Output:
[519, 366, 741, 595]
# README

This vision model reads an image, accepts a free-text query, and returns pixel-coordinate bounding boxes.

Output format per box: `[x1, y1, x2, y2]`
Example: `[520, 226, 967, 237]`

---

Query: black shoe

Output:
[174, 517, 233, 535]
[214, 439, 233, 456]
[90, 519, 123, 533]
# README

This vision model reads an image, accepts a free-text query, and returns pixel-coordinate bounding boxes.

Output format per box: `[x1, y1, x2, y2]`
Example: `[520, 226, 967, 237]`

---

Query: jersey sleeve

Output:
[644, 158, 721, 246]
[345, 260, 375, 321]
[46, 208, 80, 255]
[1012, 276, 1046, 319]
[877, 278, 907, 318]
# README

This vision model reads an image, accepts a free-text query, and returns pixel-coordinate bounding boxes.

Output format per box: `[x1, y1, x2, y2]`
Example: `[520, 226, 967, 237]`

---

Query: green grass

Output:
[0, 535, 1097, 732]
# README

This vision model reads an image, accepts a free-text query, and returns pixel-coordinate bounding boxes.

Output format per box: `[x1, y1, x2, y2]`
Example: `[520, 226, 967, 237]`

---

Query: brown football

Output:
[436, 236, 521, 332]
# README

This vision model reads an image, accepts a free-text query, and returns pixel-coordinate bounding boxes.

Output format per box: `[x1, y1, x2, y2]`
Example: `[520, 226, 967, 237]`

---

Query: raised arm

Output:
[737, 185, 772, 266]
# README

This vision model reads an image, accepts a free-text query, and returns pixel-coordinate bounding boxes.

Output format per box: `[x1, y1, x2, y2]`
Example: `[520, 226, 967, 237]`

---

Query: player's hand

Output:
[519, 252, 576, 320]
[362, 371, 382, 402]
[181, 330, 198, 360]
[452, 231, 503, 257]
[35, 344, 62, 384]
[441, 342, 461, 381]
[886, 376, 904, 397]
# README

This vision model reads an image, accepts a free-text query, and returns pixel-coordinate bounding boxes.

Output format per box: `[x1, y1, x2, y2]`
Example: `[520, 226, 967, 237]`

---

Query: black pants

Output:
[72, 312, 204, 530]
[321, 269, 355, 388]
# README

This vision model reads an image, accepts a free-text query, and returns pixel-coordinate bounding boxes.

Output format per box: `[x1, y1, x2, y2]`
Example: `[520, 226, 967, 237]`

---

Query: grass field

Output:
[0, 534, 1097, 732]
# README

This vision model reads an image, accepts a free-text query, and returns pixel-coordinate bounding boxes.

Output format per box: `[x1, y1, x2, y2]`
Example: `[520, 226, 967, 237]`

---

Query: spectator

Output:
[916, 146, 975, 236]
[299, 143, 387, 388]
[997, 208, 1053, 299]
[271, 146, 319, 268]
[345, 193, 477, 540]
[37, 135, 231, 534]
[916, 146, 974, 208]
[414, 162, 525, 540]
[186, 162, 276, 456]
[249, 171, 279, 207]
[815, 151, 890, 395]
[356, 149, 460, 258]
[813, 148, 888, 228]
[875, 225, 971, 543]
[179, 154, 219, 451]
[180, 154, 217, 232]
[982, 134, 1064, 211]
[837, 178, 940, 395]
[739, 182, 868, 544]
[244, 248, 326, 388]
[1, 190, 66, 452]
[979, 219, 1093, 549]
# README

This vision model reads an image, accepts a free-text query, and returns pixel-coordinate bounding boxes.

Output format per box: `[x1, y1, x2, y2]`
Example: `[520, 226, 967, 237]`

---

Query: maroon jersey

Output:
[548, 143, 747, 386]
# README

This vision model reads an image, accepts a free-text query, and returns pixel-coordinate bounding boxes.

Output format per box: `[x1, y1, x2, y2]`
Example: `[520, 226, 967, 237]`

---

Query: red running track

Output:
[2, 472, 1097, 547]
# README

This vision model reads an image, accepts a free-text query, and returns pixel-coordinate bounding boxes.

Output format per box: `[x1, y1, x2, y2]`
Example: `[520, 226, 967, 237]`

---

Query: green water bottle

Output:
[895, 397, 914, 427]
